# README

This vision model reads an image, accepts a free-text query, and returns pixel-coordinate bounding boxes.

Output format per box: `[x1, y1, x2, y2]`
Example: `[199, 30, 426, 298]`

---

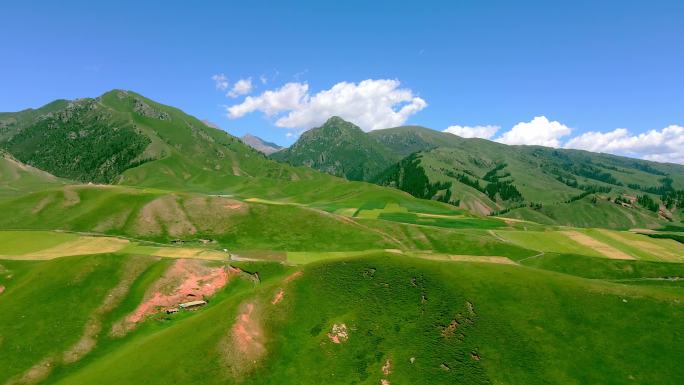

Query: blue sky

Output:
[2, 1, 684, 162]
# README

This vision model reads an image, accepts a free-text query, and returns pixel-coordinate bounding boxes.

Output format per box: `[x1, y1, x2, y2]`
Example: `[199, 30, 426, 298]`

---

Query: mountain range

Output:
[1, 90, 683, 385]
[271, 117, 684, 228]
[240, 134, 283, 155]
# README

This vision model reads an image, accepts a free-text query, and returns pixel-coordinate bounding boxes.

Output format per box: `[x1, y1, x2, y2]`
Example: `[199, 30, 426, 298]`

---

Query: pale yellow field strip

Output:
[418, 253, 516, 265]
[598, 229, 684, 262]
[152, 247, 228, 260]
[492, 216, 533, 224]
[0, 236, 129, 260]
[335, 208, 358, 217]
[448, 255, 516, 264]
[244, 197, 302, 206]
[384, 248, 404, 254]
[415, 212, 466, 219]
[628, 228, 656, 234]
[562, 231, 635, 260]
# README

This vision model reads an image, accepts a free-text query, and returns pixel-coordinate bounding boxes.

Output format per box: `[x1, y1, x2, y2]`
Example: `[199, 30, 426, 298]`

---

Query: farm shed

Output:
[179, 300, 207, 309]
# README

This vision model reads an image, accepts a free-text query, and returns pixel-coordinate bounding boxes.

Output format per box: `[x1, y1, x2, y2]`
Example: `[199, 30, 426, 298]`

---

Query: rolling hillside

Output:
[271, 117, 400, 181]
[0, 153, 67, 197]
[273, 118, 684, 229]
[1, 90, 683, 385]
[0, 90, 300, 185]
[0, 91, 464, 217]
[1, 248, 682, 385]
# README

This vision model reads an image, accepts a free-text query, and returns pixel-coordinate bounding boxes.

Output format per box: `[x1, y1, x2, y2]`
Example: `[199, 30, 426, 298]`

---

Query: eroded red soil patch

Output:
[270, 270, 303, 306]
[284, 270, 303, 283]
[220, 300, 266, 377]
[0, 285, 5, 295]
[271, 288, 285, 305]
[382, 359, 392, 376]
[327, 323, 349, 344]
[126, 259, 236, 323]
[232, 303, 264, 355]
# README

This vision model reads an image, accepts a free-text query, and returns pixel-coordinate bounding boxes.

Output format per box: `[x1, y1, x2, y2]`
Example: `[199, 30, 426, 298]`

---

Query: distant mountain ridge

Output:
[240, 134, 283, 155]
[0, 90, 295, 185]
[273, 116, 684, 228]
[0, 90, 456, 217]
[3, 92, 684, 230]
[271, 116, 400, 180]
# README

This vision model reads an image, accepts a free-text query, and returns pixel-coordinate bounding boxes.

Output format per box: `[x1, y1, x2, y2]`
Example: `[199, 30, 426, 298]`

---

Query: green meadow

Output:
[0, 89, 682, 384]
[0, 252, 682, 385]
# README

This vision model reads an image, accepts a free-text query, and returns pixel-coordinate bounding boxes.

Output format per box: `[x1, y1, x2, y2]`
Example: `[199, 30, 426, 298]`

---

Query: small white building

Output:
[179, 300, 207, 309]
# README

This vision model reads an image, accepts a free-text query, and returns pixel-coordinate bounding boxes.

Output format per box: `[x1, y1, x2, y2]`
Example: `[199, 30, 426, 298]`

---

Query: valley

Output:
[0, 90, 682, 385]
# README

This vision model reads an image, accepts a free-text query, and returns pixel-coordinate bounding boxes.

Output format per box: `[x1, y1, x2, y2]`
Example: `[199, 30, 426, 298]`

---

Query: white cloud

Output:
[211, 74, 228, 91]
[565, 125, 684, 164]
[225, 79, 427, 131]
[228, 78, 253, 98]
[443, 125, 500, 139]
[259, 74, 268, 84]
[227, 82, 309, 118]
[495, 116, 572, 147]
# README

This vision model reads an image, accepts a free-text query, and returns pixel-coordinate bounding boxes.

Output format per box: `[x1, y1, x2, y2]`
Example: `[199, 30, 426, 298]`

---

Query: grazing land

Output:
[0, 90, 682, 384]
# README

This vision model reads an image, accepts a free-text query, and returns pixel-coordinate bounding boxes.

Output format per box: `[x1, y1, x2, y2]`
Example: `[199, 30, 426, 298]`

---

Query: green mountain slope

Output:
[273, 118, 684, 229]
[271, 117, 400, 181]
[2, 90, 684, 385]
[0, 99, 70, 141]
[0, 91, 464, 219]
[1, 252, 682, 385]
[0, 152, 67, 196]
[0, 90, 292, 185]
[390, 143, 684, 228]
[370, 125, 464, 156]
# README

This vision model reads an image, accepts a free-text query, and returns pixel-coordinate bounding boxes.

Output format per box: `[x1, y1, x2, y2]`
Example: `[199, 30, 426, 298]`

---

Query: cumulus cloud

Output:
[211, 74, 228, 91]
[227, 82, 309, 118]
[565, 125, 684, 164]
[443, 125, 500, 139]
[226, 79, 427, 131]
[495, 116, 572, 147]
[228, 78, 253, 98]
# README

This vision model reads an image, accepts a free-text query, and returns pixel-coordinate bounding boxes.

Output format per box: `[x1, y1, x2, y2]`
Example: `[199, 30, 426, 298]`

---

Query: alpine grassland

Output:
[1, 253, 682, 385]
[1, 90, 682, 384]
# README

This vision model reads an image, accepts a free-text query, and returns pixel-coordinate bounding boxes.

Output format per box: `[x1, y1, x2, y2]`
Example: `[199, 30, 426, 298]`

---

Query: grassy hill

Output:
[0, 152, 67, 197]
[1, 249, 682, 385]
[370, 125, 464, 156]
[0, 99, 71, 141]
[401, 143, 684, 229]
[0, 90, 295, 185]
[0, 91, 466, 216]
[1, 90, 683, 384]
[271, 117, 400, 181]
[272, 118, 684, 229]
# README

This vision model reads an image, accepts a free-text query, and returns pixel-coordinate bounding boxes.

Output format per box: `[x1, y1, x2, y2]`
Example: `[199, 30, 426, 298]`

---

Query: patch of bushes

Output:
[574, 165, 622, 186]
[448, 164, 524, 203]
[555, 175, 612, 193]
[628, 177, 674, 196]
[637, 194, 659, 212]
[632, 162, 667, 176]
[663, 190, 684, 209]
[376, 153, 455, 203]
